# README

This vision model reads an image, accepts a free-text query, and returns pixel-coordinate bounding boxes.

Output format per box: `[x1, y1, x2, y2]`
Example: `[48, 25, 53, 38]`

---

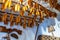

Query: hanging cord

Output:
[35, 24, 39, 40]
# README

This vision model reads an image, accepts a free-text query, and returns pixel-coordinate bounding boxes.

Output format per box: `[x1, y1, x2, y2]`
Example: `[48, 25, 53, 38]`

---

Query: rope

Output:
[35, 24, 39, 40]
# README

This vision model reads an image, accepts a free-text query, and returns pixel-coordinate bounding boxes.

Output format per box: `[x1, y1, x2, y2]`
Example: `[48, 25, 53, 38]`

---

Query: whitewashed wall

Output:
[0, 18, 60, 40]
[0, 0, 60, 40]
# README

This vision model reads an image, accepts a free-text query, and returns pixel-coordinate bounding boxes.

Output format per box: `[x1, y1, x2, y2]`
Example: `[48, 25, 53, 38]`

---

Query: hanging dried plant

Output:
[14, 4, 20, 12]
[39, 11, 44, 23]
[15, 16, 20, 25]
[36, 9, 40, 16]
[33, 3, 39, 8]
[20, 9, 24, 16]
[28, 0, 33, 8]
[20, 0, 23, 4]
[10, 14, 14, 22]
[4, 18, 8, 25]
[3, 0, 7, 3]
[1, 0, 12, 11]
[10, 14, 14, 26]
[31, 19, 34, 27]
[2, 13, 8, 24]
[28, 18, 33, 27]
[28, 13, 32, 17]
[30, 7, 34, 13]
[45, 9, 50, 18]
[40, 11, 44, 19]
[23, 17, 26, 28]
[0, 0, 7, 3]
[10, 21, 14, 26]
[20, 19, 23, 26]
[1, 3, 5, 11]
[35, 3, 39, 8]
[22, 6, 28, 11]
[11, 6, 15, 11]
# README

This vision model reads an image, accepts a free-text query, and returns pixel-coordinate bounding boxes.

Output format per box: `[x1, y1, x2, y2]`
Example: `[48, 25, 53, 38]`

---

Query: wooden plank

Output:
[0, 26, 22, 35]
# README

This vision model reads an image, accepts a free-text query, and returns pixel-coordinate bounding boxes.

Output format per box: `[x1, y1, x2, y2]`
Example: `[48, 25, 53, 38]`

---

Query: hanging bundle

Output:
[28, 18, 33, 27]
[31, 19, 34, 27]
[33, 2, 39, 9]
[14, 3, 20, 12]
[0, 0, 8, 4]
[3, 0, 7, 3]
[30, 7, 35, 15]
[20, 19, 23, 26]
[0, 0, 2, 3]
[40, 11, 44, 23]
[44, 9, 50, 18]
[28, 7, 35, 17]
[28, 7, 34, 17]
[10, 14, 14, 22]
[28, 0, 33, 8]
[28, 18, 30, 27]
[2, 13, 8, 24]
[10, 20, 14, 27]
[22, 6, 28, 11]
[33, 3, 36, 8]
[30, 7, 34, 13]
[10, 14, 14, 26]
[48, 0, 57, 8]
[1, 2, 6, 11]
[0, 0, 6, 3]
[20, 9, 24, 16]
[20, 0, 23, 4]
[23, 17, 26, 28]
[35, 3, 39, 9]
[40, 11, 44, 19]
[1, 0, 12, 11]
[36, 9, 40, 16]
[11, 6, 15, 12]
[15, 16, 20, 25]
[7, 0, 12, 9]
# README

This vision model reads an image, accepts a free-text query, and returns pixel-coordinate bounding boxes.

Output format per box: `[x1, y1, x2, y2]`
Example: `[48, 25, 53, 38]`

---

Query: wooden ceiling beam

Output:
[0, 26, 22, 35]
